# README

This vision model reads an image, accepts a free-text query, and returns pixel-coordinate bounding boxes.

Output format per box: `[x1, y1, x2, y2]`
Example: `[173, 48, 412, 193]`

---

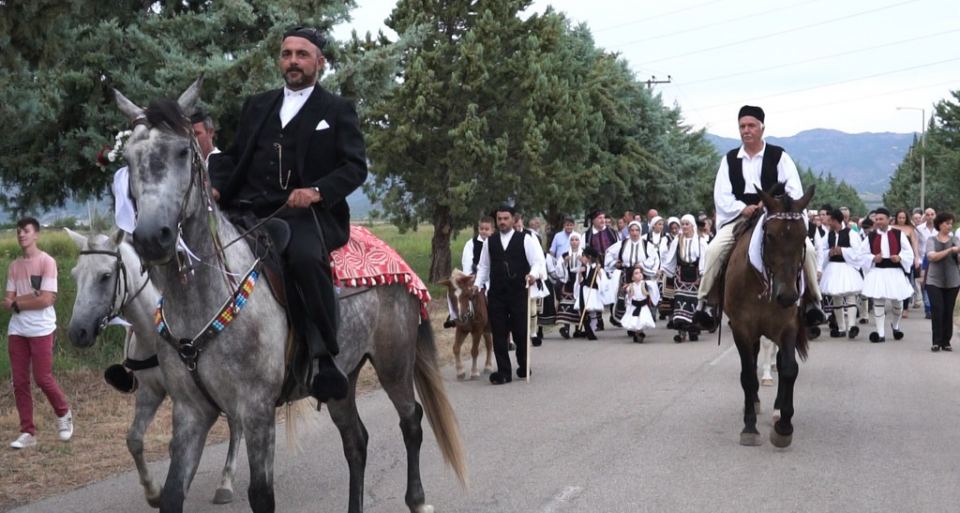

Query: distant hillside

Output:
[705, 129, 914, 195]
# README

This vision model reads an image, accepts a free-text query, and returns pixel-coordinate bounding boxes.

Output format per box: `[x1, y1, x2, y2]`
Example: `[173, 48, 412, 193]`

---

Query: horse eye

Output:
[100, 272, 112, 282]
[179, 147, 189, 158]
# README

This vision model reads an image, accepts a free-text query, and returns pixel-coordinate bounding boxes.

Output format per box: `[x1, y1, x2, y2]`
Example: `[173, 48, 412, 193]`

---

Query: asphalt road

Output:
[15, 312, 960, 513]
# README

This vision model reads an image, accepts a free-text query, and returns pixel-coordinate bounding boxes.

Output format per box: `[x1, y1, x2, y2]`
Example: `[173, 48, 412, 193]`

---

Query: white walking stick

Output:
[526, 283, 534, 383]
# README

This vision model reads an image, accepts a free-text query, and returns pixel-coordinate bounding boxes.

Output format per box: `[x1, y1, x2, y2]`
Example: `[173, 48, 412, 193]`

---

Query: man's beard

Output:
[284, 68, 315, 89]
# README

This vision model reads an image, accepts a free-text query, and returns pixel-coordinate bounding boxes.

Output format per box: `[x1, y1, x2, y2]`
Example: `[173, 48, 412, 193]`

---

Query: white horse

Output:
[66, 230, 243, 506]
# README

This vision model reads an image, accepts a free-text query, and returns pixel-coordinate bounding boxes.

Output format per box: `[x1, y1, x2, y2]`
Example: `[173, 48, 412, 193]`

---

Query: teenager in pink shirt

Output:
[5, 217, 72, 449]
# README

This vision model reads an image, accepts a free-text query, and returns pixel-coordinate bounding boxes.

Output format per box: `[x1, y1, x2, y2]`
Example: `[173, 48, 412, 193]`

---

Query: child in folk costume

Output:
[555, 232, 584, 338]
[817, 208, 864, 339]
[621, 266, 657, 343]
[860, 208, 914, 343]
[577, 246, 607, 340]
[604, 221, 659, 327]
[661, 214, 706, 342]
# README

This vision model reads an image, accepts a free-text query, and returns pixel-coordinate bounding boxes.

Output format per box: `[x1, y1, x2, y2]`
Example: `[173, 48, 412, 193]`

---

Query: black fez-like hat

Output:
[860, 217, 874, 229]
[189, 110, 208, 125]
[738, 105, 765, 123]
[494, 204, 516, 216]
[873, 207, 891, 218]
[283, 26, 327, 53]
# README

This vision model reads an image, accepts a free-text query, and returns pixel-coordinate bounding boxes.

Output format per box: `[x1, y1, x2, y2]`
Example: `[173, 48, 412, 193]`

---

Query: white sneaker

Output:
[10, 432, 36, 449]
[57, 410, 74, 442]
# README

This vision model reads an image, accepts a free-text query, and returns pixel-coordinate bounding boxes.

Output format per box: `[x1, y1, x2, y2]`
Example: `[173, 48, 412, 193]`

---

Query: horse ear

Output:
[177, 75, 204, 117]
[114, 89, 144, 123]
[112, 229, 126, 247]
[795, 185, 816, 212]
[756, 186, 776, 212]
[436, 278, 451, 288]
[64, 228, 87, 250]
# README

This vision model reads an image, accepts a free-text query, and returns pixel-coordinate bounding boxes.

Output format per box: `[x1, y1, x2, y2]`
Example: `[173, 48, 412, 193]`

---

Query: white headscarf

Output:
[678, 214, 701, 261]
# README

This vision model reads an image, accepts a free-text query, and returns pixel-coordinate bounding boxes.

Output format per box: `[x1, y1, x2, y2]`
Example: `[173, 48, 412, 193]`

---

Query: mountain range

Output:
[705, 129, 915, 201]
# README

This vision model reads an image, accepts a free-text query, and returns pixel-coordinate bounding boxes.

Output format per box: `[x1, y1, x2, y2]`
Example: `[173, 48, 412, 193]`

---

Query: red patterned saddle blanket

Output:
[331, 225, 432, 319]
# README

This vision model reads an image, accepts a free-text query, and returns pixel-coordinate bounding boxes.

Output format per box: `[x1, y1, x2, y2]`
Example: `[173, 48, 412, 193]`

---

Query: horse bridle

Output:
[758, 211, 807, 299]
[77, 249, 151, 332]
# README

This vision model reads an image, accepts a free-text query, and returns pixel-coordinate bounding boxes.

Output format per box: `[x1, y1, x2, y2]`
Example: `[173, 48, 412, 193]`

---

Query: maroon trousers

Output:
[8, 333, 70, 435]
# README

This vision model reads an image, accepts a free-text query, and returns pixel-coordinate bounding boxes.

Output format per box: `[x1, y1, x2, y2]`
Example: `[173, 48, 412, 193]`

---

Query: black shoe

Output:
[104, 364, 137, 394]
[693, 310, 719, 332]
[559, 325, 570, 339]
[848, 327, 860, 339]
[689, 332, 699, 342]
[892, 330, 904, 341]
[674, 334, 683, 343]
[597, 318, 605, 331]
[585, 327, 598, 341]
[311, 355, 349, 402]
[931, 345, 941, 352]
[925, 312, 932, 320]
[609, 315, 622, 328]
[859, 318, 868, 325]
[828, 314, 838, 330]
[489, 372, 512, 385]
[516, 368, 530, 379]
[869, 332, 885, 343]
[633, 332, 645, 344]
[443, 318, 456, 329]
[830, 328, 841, 338]
[943, 345, 953, 352]
[573, 329, 585, 338]
[805, 305, 826, 327]
[808, 326, 821, 339]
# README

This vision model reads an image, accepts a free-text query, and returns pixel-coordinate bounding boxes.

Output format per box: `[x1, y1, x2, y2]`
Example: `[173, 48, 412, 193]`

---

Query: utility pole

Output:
[645, 75, 672, 89]
[896, 106, 926, 210]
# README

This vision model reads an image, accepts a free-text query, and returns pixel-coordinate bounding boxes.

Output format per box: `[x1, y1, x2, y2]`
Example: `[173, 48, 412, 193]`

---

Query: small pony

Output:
[439, 270, 494, 380]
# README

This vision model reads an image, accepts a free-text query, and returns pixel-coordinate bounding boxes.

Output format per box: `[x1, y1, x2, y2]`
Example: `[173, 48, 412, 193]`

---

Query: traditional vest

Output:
[827, 228, 851, 263]
[585, 227, 615, 256]
[618, 238, 647, 268]
[488, 231, 530, 296]
[471, 237, 484, 274]
[868, 228, 902, 269]
[240, 100, 305, 213]
[726, 144, 784, 206]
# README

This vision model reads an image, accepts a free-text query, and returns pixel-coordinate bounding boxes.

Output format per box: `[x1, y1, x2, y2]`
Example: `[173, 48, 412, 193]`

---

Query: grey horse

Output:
[66, 229, 243, 506]
[106, 78, 466, 513]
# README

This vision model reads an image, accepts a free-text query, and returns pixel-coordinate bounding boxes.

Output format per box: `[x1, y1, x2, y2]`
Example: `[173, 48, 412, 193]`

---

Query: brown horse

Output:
[724, 183, 815, 449]
[439, 270, 494, 380]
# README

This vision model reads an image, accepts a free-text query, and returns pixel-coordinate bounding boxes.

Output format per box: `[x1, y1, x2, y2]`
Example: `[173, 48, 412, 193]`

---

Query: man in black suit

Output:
[210, 27, 367, 402]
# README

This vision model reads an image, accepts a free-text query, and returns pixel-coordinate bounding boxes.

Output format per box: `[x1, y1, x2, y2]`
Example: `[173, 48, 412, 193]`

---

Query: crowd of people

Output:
[448, 105, 960, 386]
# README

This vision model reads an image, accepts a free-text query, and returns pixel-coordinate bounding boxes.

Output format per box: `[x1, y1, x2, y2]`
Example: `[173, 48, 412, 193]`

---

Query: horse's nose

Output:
[775, 292, 798, 308]
[133, 222, 176, 262]
[68, 324, 94, 348]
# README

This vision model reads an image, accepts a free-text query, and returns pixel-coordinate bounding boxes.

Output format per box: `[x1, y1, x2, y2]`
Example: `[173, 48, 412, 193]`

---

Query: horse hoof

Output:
[456, 372, 466, 381]
[740, 432, 762, 446]
[470, 371, 481, 380]
[414, 504, 435, 513]
[213, 487, 234, 504]
[484, 366, 494, 374]
[761, 377, 774, 387]
[770, 429, 793, 448]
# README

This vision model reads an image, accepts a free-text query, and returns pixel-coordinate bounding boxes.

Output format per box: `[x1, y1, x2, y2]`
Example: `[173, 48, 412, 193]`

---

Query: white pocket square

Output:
[315, 120, 330, 131]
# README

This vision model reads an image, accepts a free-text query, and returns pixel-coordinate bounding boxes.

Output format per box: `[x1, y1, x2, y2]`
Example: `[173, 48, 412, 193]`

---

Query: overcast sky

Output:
[333, 0, 959, 139]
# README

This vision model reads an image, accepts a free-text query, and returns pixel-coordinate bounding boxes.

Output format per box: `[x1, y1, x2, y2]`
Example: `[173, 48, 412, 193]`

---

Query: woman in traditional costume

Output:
[662, 214, 706, 342]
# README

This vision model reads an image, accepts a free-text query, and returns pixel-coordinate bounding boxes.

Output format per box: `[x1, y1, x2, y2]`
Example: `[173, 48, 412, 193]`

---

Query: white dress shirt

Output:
[714, 142, 803, 228]
[474, 229, 547, 289]
[279, 85, 315, 127]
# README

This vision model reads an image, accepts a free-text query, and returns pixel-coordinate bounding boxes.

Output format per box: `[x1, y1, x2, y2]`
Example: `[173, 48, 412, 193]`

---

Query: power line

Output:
[593, 0, 726, 33]
[776, 79, 959, 115]
[612, 0, 825, 47]
[694, 56, 960, 112]
[635, 0, 921, 66]
[677, 28, 960, 87]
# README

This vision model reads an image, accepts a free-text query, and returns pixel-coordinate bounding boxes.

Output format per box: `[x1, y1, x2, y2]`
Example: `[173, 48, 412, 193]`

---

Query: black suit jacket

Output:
[210, 86, 368, 250]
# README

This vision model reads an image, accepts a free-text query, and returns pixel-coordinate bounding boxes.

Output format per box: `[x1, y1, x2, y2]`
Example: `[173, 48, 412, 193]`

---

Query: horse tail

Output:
[414, 320, 469, 487]
[796, 307, 809, 361]
[283, 398, 321, 454]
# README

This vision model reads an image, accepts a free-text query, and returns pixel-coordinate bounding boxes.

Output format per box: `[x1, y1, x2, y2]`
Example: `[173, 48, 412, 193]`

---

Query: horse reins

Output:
[758, 211, 807, 301]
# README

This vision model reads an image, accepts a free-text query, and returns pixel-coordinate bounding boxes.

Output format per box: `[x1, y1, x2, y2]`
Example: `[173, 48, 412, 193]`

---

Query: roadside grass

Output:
[0, 223, 466, 511]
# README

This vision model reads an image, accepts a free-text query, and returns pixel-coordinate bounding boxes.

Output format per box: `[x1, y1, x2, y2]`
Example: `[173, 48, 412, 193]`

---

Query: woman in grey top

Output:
[924, 212, 960, 351]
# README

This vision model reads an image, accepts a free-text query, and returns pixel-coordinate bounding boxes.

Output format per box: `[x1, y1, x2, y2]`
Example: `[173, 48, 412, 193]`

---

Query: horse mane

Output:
[145, 98, 191, 137]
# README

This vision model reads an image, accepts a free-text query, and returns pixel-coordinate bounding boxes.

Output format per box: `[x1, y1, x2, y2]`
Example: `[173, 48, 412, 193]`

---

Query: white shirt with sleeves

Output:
[714, 142, 804, 228]
[474, 229, 547, 290]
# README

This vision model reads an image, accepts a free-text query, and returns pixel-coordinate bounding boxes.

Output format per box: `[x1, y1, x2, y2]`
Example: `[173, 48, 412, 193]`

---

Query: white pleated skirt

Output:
[861, 267, 913, 300]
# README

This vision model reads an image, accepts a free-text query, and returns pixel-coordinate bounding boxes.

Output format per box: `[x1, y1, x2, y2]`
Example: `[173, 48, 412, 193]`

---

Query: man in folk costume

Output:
[605, 221, 659, 330]
[662, 215, 706, 342]
[474, 206, 547, 384]
[584, 208, 619, 259]
[210, 27, 367, 402]
[817, 208, 864, 339]
[860, 208, 915, 343]
[443, 215, 494, 328]
[555, 231, 585, 338]
[693, 105, 825, 330]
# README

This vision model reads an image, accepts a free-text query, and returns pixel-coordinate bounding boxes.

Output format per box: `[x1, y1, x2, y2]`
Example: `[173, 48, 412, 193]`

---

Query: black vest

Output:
[239, 101, 305, 213]
[488, 232, 531, 296]
[726, 144, 784, 206]
[827, 228, 851, 262]
[471, 237, 484, 274]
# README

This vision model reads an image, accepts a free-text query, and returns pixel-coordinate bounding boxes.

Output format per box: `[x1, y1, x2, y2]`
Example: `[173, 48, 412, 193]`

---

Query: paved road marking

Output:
[540, 485, 584, 513]
[709, 344, 736, 366]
